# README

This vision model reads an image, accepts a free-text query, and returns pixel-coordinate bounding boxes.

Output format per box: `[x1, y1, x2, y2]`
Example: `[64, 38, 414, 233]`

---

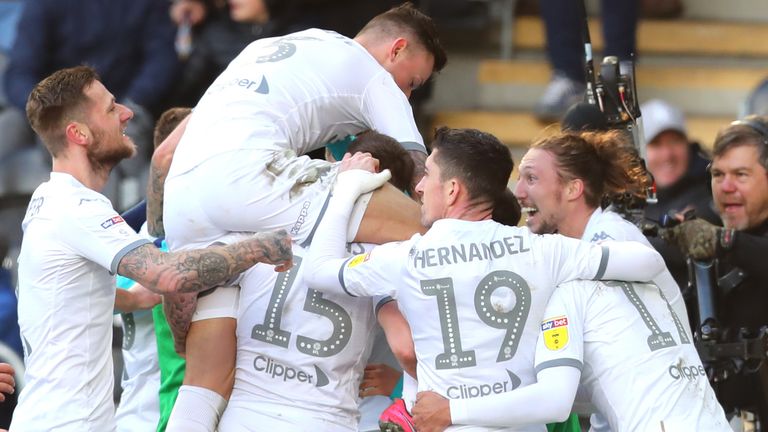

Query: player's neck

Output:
[446, 201, 493, 222]
[51, 153, 111, 192]
[557, 203, 596, 239]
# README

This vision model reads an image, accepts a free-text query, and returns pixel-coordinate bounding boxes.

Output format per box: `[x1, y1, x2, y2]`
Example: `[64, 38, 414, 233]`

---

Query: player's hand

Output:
[127, 283, 163, 311]
[413, 391, 451, 432]
[359, 363, 400, 397]
[340, 151, 379, 173]
[660, 218, 733, 260]
[334, 153, 391, 202]
[0, 363, 15, 403]
[254, 229, 293, 272]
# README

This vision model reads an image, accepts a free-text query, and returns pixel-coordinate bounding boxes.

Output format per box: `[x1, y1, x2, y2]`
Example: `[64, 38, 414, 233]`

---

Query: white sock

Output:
[401, 372, 418, 412]
[166, 385, 228, 432]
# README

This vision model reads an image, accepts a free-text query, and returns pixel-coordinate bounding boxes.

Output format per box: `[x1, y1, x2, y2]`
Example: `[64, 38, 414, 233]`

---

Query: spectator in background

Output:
[170, 0, 276, 107]
[0, 363, 13, 403]
[0, 240, 20, 431]
[1, 0, 180, 207]
[663, 115, 768, 430]
[640, 99, 721, 295]
[535, 0, 639, 121]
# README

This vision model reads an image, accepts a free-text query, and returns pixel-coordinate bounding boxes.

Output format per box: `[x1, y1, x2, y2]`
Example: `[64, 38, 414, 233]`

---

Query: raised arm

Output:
[303, 165, 393, 292]
[146, 115, 189, 237]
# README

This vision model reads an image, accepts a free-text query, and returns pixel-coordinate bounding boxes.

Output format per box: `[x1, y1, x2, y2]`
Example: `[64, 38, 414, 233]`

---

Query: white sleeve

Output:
[448, 285, 585, 427]
[449, 367, 581, 427]
[304, 172, 403, 298]
[59, 200, 151, 274]
[361, 73, 426, 153]
[542, 234, 665, 285]
[534, 283, 586, 373]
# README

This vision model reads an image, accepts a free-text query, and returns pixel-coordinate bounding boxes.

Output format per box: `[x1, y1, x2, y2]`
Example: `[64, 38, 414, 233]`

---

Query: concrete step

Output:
[513, 16, 768, 58]
[431, 110, 730, 149]
[473, 59, 765, 116]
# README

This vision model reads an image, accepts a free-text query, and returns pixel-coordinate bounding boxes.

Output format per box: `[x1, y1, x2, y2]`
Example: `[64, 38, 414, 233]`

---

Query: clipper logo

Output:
[253, 355, 329, 388]
[541, 316, 569, 351]
[446, 370, 521, 399]
[668, 363, 706, 381]
[101, 215, 125, 229]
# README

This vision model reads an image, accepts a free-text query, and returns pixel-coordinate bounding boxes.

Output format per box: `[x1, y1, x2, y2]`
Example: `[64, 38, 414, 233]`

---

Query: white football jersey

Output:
[339, 219, 614, 432]
[219, 243, 379, 431]
[12, 173, 150, 432]
[582, 208, 692, 340]
[115, 300, 160, 431]
[168, 28, 425, 180]
[535, 279, 730, 432]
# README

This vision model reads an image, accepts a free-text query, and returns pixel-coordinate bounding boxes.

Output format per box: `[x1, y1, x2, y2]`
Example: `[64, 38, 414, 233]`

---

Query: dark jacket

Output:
[645, 142, 722, 290]
[710, 219, 768, 426]
[5, 0, 179, 114]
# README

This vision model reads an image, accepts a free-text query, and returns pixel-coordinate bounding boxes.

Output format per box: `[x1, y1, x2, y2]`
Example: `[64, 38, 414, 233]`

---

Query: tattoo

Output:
[164, 292, 197, 354]
[117, 230, 293, 295]
[146, 161, 166, 238]
[116, 230, 291, 345]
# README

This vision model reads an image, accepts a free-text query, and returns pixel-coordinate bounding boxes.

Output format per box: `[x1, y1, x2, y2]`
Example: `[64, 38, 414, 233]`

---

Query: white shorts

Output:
[218, 402, 356, 432]
[166, 149, 371, 321]
[191, 285, 240, 322]
[164, 148, 369, 252]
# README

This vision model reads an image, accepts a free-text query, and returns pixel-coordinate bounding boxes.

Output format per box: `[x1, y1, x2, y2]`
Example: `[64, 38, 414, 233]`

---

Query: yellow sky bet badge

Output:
[347, 252, 370, 268]
[541, 316, 569, 351]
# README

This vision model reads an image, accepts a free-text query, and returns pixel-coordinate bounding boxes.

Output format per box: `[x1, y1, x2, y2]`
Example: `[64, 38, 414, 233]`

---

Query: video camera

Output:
[573, 2, 653, 225]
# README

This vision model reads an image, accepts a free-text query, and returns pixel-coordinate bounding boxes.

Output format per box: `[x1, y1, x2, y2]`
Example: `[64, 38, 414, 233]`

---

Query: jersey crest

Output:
[541, 316, 569, 351]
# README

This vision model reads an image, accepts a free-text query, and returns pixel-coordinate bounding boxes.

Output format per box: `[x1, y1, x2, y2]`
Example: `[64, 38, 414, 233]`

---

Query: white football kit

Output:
[164, 28, 425, 252]
[307, 218, 667, 432]
[581, 208, 693, 432]
[218, 243, 380, 431]
[11, 173, 150, 432]
[535, 279, 730, 432]
[582, 208, 691, 336]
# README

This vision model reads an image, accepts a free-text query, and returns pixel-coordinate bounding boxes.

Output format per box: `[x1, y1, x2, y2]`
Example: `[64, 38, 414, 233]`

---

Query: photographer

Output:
[665, 115, 768, 429]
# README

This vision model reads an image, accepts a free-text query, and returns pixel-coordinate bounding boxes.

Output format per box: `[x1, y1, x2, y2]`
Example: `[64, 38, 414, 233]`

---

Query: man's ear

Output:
[389, 37, 408, 61]
[445, 178, 460, 206]
[65, 122, 90, 147]
[565, 178, 584, 201]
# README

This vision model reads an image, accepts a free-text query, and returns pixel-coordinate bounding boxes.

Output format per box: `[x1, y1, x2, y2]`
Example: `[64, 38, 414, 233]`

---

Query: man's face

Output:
[414, 149, 447, 228]
[228, 0, 268, 23]
[646, 130, 690, 188]
[383, 44, 434, 99]
[711, 144, 768, 230]
[83, 81, 135, 167]
[513, 148, 565, 234]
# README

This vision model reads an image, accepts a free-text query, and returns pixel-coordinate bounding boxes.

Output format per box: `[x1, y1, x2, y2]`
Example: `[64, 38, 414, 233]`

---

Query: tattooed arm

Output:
[118, 229, 292, 354]
[163, 292, 198, 354]
[117, 229, 292, 295]
[146, 115, 189, 238]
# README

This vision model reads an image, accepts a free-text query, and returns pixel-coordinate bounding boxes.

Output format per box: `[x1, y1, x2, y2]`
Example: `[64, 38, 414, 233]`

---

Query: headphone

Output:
[730, 119, 768, 146]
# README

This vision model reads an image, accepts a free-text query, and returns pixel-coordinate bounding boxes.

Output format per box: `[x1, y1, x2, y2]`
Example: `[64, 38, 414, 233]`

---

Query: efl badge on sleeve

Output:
[541, 316, 569, 351]
[347, 252, 371, 268]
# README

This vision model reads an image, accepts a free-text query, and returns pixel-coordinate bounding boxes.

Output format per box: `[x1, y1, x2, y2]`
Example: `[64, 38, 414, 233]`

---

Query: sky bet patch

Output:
[101, 215, 125, 229]
[541, 316, 569, 351]
[347, 252, 371, 268]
